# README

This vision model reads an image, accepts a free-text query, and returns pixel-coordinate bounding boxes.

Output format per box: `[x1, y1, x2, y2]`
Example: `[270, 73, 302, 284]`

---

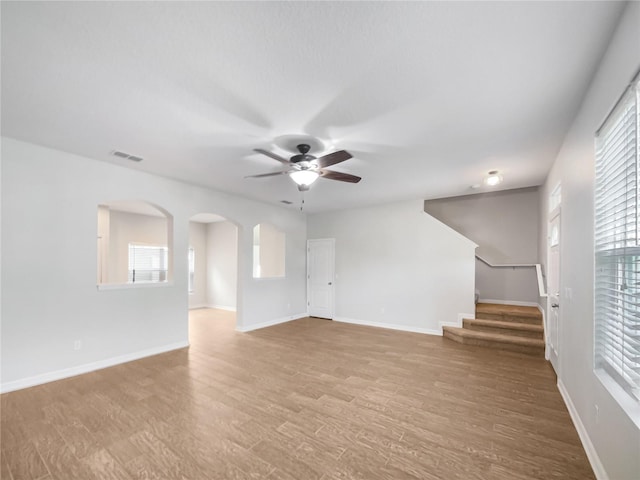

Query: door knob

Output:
[551, 303, 559, 308]
[328, 282, 332, 285]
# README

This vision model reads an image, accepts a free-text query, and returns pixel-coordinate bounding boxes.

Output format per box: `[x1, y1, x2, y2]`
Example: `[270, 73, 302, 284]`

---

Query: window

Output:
[128, 244, 168, 284]
[188, 247, 195, 293]
[594, 76, 640, 401]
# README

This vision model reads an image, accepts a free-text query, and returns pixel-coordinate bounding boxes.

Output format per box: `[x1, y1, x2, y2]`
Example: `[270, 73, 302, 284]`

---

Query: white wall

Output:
[425, 187, 540, 303]
[538, 3, 640, 479]
[1, 138, 307, 391]
[254, 222, 285, 278]
[308, 200, 477, 333]
[206, 221, 238, 310]
[188, 221, 208, 308]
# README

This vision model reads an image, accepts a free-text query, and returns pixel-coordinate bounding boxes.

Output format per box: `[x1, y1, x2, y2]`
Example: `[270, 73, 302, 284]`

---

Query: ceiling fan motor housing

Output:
[291, 144, 316, 166]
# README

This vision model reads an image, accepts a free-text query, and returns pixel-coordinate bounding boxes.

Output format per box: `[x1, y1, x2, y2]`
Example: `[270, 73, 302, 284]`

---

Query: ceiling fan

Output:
[247, 144, 361, 191]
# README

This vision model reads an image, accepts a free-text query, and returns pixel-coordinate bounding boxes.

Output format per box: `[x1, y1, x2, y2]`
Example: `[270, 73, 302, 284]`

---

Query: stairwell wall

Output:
[424, 187, 540, 304]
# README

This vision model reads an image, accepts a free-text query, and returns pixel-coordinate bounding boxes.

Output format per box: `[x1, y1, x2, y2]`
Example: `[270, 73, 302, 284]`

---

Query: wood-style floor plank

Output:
[1, 308, 594, 479]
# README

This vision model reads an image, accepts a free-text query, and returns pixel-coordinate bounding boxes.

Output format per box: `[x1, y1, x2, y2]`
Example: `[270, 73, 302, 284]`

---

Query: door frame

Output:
[307, 238, 335, 319]
[547, 184, 561, 373]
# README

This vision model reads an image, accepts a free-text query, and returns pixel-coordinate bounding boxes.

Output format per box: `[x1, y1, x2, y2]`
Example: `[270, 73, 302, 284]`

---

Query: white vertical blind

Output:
[128, 244, 168, 283]
[595, 78, 640, 401]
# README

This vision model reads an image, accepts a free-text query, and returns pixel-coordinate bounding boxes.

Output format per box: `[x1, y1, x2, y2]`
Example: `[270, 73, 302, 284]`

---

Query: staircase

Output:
[443, 303, 545, 356]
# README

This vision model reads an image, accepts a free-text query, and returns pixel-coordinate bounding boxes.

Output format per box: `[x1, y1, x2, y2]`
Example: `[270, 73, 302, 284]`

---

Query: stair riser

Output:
[443, 330, 465, 344]
[463, 323, 543, 340]
[444, 330, 544, 356]
[477, 312, 542, 325]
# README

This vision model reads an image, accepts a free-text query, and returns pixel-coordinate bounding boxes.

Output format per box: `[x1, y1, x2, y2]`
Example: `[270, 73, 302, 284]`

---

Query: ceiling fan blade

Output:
[245, 170, 292, 179]
[316, 150, 352, 168]
[254, 148, 292, 165]
[320, 169, 362, 183]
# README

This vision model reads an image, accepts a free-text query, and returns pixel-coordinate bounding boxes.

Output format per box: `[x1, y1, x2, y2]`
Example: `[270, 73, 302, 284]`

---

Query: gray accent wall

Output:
[424, 187, 540, 303]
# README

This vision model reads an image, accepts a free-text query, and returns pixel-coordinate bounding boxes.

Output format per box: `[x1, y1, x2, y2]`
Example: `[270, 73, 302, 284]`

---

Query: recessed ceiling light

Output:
[484, 170, 502, 186]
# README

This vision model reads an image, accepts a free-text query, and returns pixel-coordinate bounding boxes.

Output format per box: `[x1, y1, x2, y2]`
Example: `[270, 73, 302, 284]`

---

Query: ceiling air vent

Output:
[111, 150, 143, 162]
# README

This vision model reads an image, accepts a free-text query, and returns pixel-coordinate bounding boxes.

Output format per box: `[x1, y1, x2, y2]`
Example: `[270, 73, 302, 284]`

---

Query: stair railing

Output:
[475, 254, 549, 357]
[475, 254, 547, 298]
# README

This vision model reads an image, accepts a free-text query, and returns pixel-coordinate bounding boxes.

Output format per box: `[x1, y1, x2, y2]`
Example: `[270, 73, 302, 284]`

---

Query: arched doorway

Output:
[188, 213, 239, 339]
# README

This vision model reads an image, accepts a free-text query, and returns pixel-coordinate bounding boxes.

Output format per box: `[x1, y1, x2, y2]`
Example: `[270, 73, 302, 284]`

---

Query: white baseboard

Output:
[208, 304, 236, 312]
[478, 298, 541, 307]
[557, 380, 608, 480]
[188, 304, 236, 312]
[0, 340, 190, 394]
[438, 321, 459, 335]
[333, 317, 441, 336]
[458, 311, 475, 323]
[438, 312, 475, 335]
[188, 303, 209, 310]
[236, 313, 307, 333]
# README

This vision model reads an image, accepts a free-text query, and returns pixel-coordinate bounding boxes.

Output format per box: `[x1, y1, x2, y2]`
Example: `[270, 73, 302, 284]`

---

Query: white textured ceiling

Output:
[1, 1, 626, 213]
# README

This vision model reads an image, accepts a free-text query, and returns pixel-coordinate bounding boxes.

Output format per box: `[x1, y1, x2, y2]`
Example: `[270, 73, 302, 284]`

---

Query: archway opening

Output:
[188, 213, 239, 338]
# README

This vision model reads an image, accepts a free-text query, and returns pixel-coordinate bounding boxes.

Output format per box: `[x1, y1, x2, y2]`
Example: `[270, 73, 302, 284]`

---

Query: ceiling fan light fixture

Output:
[484, 170, 503, 187]
[290, 169, 319, 186]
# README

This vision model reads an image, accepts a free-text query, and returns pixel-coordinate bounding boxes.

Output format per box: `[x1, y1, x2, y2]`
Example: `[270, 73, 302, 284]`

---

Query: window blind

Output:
[128, 244, 168, 283]
[595, 78, 640, 401]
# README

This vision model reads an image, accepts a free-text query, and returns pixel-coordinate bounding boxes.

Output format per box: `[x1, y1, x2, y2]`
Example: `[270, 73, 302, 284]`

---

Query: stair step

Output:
[463, 318, 544, 339]
[475, 303, 542, 325]
[443, 326, 545, 356]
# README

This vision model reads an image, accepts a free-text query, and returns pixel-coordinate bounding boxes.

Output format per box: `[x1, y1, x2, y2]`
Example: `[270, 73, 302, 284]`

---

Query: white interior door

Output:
[307, 238, 335, 319]
[548, 208, 561, 372]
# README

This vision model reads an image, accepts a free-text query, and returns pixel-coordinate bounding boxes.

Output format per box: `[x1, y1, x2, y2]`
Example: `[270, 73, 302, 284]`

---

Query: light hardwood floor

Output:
[1, 309, 594, 479]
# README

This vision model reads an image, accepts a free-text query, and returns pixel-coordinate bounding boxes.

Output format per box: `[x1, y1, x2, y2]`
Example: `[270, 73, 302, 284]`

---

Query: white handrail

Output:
[535, 264, 547, 298]
[475, 254, 547, 298]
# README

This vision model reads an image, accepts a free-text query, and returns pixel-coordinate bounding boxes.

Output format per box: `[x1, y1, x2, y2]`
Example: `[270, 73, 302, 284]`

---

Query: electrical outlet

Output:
[73, 340, 82, 351]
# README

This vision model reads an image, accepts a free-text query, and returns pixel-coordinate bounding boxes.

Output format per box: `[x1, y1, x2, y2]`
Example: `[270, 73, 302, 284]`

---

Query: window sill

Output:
[594, 368, 640, 429]
[97, 282, 173, 291]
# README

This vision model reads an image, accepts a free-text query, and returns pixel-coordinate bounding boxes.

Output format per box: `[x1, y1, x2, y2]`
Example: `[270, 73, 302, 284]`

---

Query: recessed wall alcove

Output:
[97, 200, 173, 287]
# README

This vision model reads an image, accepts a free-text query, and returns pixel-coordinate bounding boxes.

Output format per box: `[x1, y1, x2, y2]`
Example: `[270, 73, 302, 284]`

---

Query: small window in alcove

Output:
[97, 200, 172, 286]
[253, 223, 285, 278]
[128, 244, 168, 283]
